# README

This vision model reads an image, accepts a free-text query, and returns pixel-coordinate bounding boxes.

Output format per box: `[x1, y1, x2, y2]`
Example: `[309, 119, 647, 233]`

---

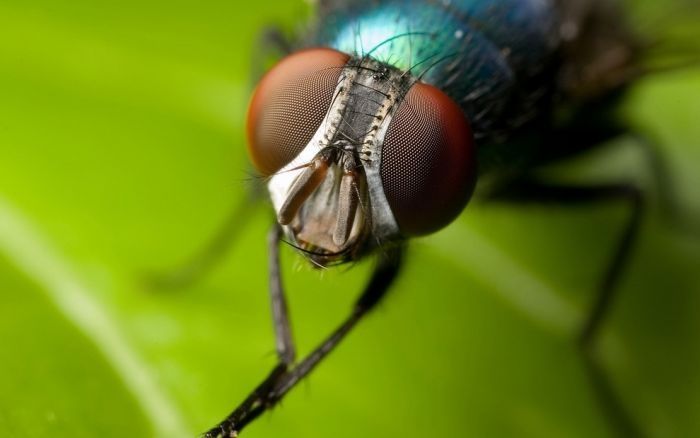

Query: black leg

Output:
[258, 26, 294, 56]
[249, 26, 295, 87]
[204, 236, 404, 438]
[489, 179, 645, 438]
[268, 225, 295, 366]
[148, 23, 295, 291]
[148, 187, 264, 290]
[148, 26, 294, 290]
[630, 132, 683, 230]
[577, 186, 644, 438]
[270, 243, 404, 401]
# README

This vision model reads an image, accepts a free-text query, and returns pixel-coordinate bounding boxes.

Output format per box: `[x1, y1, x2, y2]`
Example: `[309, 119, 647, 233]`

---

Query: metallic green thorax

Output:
[311, 0, 559, 143]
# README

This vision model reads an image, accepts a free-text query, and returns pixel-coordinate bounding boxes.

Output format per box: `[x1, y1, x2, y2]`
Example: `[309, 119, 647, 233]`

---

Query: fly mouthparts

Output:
[333, 169, 360, 247]
[275, 145, 368, 259]
[277, 150, 335, 225]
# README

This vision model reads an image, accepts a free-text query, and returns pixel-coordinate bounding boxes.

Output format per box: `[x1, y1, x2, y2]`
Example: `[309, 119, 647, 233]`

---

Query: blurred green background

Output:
[1, 1, 699, 437]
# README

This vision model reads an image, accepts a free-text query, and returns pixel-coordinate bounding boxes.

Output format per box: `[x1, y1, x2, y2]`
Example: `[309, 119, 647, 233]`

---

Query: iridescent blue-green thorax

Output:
[311, 0, 560, 141]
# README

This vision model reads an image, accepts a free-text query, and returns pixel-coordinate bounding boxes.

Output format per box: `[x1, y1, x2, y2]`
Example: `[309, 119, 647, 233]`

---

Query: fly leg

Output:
[203, 225, 295, 438]
[148, 186, 265, 289]
[249, 26, 294, 87]
[148, 25, 293, 290]
[268, 225, 295, 365]
[489, 179, 645, 438]
[204, 227, 404, 438]
[630, 132, 683, 229]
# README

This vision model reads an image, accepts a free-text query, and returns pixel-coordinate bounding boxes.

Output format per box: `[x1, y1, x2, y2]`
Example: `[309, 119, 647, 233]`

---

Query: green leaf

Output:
[0, 1, 698, 437]
[0, 253, 152, 437]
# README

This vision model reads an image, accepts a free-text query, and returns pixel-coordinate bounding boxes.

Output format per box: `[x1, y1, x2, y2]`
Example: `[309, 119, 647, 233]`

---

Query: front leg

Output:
[204, 226, 405, 437]
[268, 225, 296, 366]
[149, 24, 295, 291]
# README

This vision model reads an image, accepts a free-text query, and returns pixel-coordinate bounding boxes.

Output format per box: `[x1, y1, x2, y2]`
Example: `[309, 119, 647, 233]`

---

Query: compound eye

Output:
[247, 48, 350, 175]
[381, 82, 477, 236]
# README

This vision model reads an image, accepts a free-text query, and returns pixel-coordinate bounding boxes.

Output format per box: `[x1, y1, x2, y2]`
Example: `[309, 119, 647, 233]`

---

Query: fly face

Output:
[247, 48, 477, 266]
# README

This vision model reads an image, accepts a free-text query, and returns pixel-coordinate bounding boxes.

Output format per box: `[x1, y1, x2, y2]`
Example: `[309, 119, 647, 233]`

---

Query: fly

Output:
[155, 0, 689, 436]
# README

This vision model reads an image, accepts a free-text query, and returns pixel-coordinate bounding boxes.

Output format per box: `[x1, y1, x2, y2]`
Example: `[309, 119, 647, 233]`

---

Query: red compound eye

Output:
[247, 48, 350, 176]
[381, 82, 477, 236]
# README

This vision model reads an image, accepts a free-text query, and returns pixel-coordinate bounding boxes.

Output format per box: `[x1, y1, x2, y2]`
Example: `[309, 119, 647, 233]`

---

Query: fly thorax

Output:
[268, 57, 412, 265]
